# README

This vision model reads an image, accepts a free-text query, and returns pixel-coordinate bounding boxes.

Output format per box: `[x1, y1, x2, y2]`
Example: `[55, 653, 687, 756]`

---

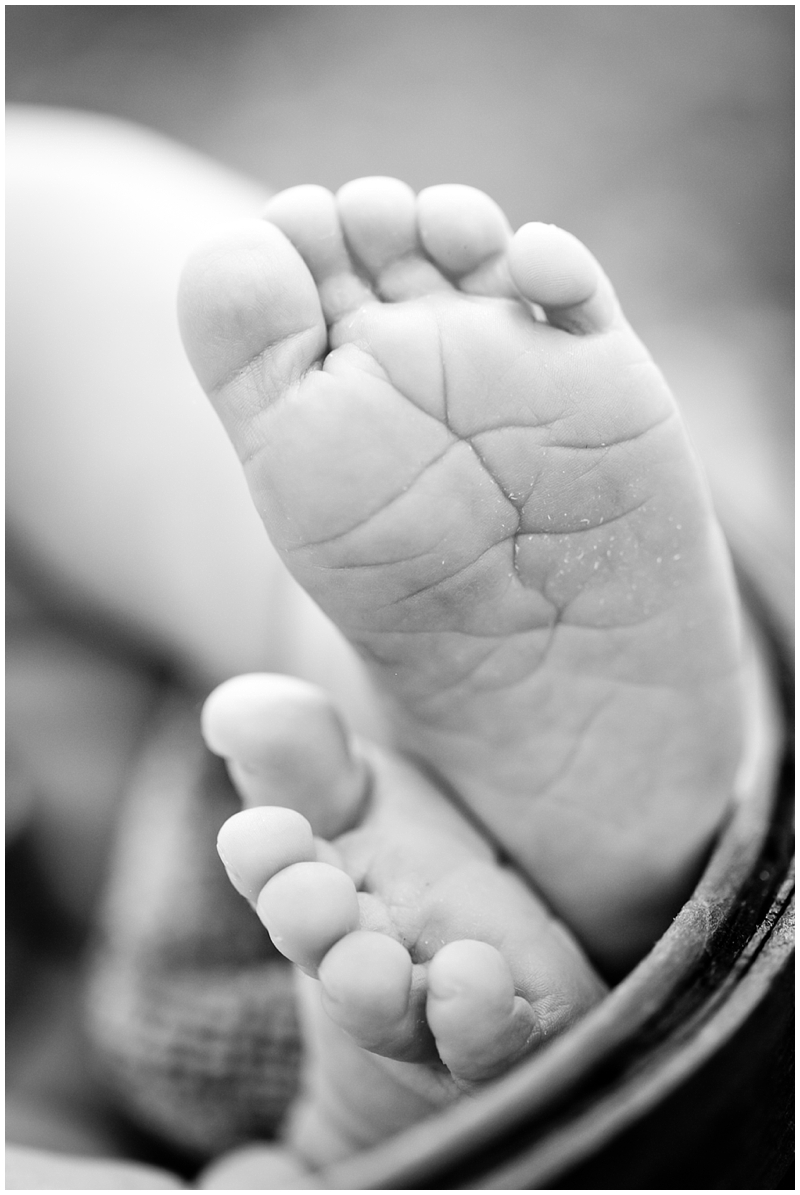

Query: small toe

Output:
[202, 674, 370, 839]
[337, 177, 452, 301]
[417, 184, 515, 297]
[508, 222, 621, 334]
[217, 806, 315, 904]
[427, 940, 539, 1085]
[257, 860, 360, 972]
[264, 183, 375, 325]
[318, 930, 437, 1063]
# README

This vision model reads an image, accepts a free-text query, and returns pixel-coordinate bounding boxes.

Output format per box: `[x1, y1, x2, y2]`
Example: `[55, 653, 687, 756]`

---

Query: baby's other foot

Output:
[180, 180, 746, 973]
[204, 674, 606, 1165]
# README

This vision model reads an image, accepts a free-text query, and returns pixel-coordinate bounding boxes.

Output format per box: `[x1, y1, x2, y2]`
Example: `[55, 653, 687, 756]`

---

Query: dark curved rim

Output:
[322, 561, 795, 1190]
[9, 519, 793, 1189]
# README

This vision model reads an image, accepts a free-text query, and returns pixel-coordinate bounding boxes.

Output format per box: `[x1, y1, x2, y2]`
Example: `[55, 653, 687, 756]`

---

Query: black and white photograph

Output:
[6, 6, 793, 1190]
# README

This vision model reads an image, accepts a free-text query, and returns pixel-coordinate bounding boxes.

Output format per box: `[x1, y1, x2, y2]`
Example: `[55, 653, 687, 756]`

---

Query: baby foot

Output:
[180, 179, 746, 972]
[203, 673, 606, 1164]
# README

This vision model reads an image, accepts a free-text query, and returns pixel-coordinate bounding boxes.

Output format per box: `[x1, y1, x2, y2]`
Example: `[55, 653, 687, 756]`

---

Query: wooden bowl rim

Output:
[324, 569, 795, 1190]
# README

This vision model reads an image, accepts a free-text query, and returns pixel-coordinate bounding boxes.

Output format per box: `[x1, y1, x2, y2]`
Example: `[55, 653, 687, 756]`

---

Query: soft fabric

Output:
[84, 690, 301, 1158]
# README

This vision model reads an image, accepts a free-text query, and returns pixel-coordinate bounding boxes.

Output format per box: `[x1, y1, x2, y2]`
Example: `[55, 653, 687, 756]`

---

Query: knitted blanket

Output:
[84, 689, 302, 1159]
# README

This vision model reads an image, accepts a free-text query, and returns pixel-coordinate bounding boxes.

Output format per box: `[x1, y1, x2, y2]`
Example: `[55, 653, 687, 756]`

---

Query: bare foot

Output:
[204, 674, 606, 1165]
[180, 179, 746, 972]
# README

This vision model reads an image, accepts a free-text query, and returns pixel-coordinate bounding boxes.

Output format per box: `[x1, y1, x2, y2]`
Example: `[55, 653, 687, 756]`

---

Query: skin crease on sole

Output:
[204, 672, 608, 1163]
[179, 177, 747, 975]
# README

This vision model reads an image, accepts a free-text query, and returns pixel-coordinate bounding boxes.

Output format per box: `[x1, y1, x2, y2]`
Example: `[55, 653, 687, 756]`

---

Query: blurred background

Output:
[5, 4, 794, 1181]
[6, 5, 792, 319]
[7, 4, 793, 544]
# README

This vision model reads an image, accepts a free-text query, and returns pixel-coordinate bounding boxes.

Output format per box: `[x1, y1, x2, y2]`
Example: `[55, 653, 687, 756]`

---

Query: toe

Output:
[417, 184, 515, 297]
[178, 219, 326, 423]
[264, 184, 375, 325]
[336, 177, 452, 301]
[508, 222, 621, 334]
[217, 805, 315, 904]
[318, 931, 438, 1063]
[257, 860, 360, 972]
[202, 674, 370, 839]
[427, 940, 539, 1085]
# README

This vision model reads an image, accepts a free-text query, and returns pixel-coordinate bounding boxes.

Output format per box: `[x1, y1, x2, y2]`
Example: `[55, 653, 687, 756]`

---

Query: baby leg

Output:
[7, 106, 378, 739]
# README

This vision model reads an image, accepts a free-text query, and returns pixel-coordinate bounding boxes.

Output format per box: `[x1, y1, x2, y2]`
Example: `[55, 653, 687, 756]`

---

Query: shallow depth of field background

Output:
[7, 5, 793, 536]
[5, 4, 794, 1178]
[6, 6, 792, 318]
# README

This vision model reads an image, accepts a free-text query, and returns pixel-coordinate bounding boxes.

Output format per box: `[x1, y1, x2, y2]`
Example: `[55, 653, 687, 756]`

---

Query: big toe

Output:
[203, 673, 370, 838]
[178, 219, 327, 449]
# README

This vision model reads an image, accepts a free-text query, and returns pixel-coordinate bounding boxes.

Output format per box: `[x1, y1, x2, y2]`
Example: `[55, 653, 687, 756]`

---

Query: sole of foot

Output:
[204, 673, 606, 1154]
[180, 179, 746, 974]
